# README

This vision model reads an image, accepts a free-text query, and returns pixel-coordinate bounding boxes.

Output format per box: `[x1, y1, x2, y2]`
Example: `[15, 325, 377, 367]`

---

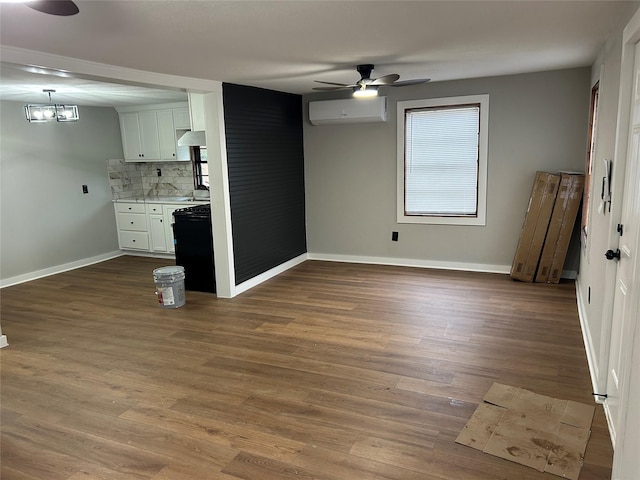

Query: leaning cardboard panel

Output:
[535, 173, 585, 283]
[510, 172, 561, 282]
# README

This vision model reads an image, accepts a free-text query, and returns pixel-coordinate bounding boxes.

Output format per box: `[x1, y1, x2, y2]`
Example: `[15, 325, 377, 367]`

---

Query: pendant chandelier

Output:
[25, 89, 79, 123]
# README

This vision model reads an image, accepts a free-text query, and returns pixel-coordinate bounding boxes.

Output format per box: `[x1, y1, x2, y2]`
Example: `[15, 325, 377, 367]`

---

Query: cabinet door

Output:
[163, 205, 183, 253]
[138, 111, 161, 161]
[157, 110, 178, 161]
[120, 112, 143, 161]
[116, 202, 146, 214]
[118, 231, 149, 250]
[173, 108, 191, 129]
[117, 212, 147, 231]
[149, 215, 168, 252]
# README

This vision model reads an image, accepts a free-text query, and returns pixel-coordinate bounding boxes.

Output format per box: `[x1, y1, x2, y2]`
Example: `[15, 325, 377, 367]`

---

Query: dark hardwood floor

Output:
[0, 257, 613, 479]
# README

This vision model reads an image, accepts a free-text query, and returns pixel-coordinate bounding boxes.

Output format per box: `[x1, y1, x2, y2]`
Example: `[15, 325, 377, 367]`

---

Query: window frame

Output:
[191, 146, 209, 190]
[397, 94, 489, 226]
[581, 82, 599, 240]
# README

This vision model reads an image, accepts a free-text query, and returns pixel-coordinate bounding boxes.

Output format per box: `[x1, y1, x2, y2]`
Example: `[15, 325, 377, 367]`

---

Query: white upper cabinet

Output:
[117, 103, 190, 163]
[173, 108, 190, 129]
[119, 112, 144, 161]
[156, 109, 177, 160]
[138, 111, 161, 160]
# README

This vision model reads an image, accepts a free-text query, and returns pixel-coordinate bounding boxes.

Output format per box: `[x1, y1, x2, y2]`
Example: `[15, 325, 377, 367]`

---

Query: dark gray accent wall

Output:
[222, 83, 306, 285]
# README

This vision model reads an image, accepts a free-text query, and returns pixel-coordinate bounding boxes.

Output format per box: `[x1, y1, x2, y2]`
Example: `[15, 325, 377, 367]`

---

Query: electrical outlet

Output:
[82, 185, 88, 194]
[392, 231, 398, 241]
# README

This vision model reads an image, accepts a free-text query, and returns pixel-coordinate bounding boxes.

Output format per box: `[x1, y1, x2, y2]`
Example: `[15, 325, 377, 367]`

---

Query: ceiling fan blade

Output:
[388, 78, 431, 87]
[26, 0, 79, 16]
[371, 74, 400, 86]
[312, 86, 353, 91]
[314, 80, 356, 87]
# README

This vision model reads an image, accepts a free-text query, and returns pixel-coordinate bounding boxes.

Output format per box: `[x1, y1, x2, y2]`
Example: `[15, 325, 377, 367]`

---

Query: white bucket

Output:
[153, 266, 186, 308]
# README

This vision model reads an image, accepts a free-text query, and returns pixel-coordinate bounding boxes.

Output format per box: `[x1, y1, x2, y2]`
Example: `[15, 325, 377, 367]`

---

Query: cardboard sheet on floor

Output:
[455, 383, 595, 480]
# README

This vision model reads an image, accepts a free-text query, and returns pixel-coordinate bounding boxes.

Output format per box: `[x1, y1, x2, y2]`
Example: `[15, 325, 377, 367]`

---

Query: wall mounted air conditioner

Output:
[308, 97, 387, 126]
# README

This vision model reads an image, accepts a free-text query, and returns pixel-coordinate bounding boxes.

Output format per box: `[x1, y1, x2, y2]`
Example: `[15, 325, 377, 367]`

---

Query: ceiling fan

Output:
[25, 0, 79, 16]
[313, 64, 430, 96]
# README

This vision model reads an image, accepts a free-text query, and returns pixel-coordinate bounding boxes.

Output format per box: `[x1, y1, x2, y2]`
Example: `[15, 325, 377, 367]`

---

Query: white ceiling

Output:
[0, 1, 637, 107]
[0, 62, 188, 106]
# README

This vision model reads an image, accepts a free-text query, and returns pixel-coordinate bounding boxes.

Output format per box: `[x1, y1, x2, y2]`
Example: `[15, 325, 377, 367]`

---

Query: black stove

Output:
[172, 204, 216, 293]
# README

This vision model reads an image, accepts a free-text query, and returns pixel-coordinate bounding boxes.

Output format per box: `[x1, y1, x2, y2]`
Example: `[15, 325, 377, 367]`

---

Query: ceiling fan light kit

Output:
[313, 64, 430, 98]
[25, 89, 79, 123]
[353, 85, 378, 98]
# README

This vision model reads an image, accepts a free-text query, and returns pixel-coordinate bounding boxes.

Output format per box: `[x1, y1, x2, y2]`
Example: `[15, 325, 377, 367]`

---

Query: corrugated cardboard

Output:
[536, 173, 585, 283]
[510, 172, 561, 282]
[456, 383, 595, 480]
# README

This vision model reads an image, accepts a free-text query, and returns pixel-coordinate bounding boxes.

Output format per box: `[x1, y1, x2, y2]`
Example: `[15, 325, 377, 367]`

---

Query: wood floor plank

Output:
[292, 443, 441, 480]
[349, 434, 436, 471]
[0, 257, 613, 479]
[4, 416, 167, 478]
[58, 409, 239, 476]
[120, 402, 305, 462]
[1, 430, 83, 480]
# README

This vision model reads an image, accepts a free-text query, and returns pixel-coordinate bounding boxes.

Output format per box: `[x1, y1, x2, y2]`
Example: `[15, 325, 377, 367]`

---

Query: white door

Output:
[606, 44, 640, 448]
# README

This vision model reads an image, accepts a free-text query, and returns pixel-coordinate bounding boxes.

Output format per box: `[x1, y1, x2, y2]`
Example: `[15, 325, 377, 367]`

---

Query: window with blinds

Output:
[397, 95, 489, 226]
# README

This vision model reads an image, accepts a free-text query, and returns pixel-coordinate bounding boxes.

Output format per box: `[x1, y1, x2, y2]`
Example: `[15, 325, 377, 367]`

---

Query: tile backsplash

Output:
[107, 159, 195, 199]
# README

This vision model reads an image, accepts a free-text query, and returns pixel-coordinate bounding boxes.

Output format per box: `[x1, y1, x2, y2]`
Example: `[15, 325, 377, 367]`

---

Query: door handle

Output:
[605, 249, 621, 261]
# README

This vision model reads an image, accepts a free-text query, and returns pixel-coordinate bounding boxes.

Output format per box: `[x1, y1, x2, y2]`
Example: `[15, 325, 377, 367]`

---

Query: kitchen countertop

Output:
[113, 196, 210, 204]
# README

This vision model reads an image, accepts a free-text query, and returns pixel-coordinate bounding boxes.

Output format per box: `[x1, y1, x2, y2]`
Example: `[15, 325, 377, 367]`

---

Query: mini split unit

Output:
[308, 97, 387, 126]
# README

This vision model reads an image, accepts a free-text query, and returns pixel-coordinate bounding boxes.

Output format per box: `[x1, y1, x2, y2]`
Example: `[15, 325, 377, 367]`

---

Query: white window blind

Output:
[404, 105, 480, 216]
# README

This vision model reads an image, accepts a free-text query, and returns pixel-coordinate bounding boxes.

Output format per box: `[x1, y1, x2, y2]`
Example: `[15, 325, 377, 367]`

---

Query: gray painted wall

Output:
[0, 101, 123, 281]
[303, 68, 590, 271]
[577, 16, 630, 394]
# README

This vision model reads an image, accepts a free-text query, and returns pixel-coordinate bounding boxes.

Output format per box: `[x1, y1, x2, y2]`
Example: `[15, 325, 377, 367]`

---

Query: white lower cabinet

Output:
[115, 202, 149, 250]
[145, 204, 167, 252]
[115, 201, 200, 254]
[119, 230, 150, 250]
[148, 216, 168, 252]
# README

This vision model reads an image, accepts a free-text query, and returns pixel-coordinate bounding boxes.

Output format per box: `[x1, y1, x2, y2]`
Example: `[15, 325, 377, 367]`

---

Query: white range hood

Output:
[177, 130, 206, 147]
[177, 92, 207, 146]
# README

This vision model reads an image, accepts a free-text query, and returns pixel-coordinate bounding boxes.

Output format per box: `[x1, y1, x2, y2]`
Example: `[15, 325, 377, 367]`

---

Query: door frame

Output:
[608, 7, 640, 479]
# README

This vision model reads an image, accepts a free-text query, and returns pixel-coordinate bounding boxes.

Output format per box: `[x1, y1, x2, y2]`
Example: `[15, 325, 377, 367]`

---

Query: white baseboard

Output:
[234, 253, 308, 296]
[120, 251, 176, 260]
[0, 335, 8, 349]
[307, 252, 511, 275]
[0, 250, 124, 289]
[603, 402, 617, 448]
[575, 276, 603, 403]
